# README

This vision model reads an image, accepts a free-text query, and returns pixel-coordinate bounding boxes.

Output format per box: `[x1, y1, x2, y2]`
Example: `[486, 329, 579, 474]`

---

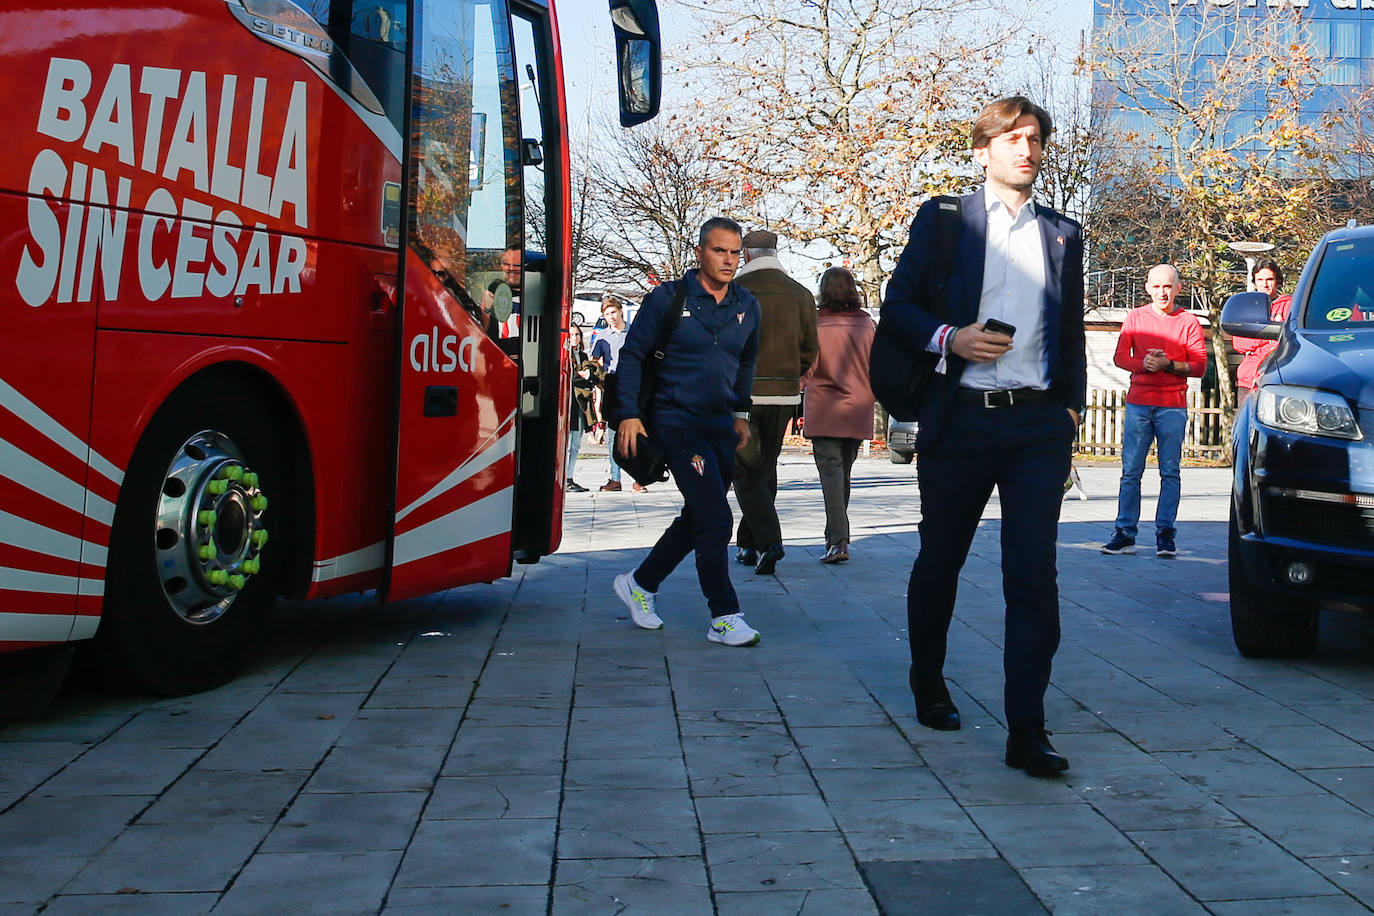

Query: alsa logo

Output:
[16, 58, 310, 308]
[409, 328, 480, 374]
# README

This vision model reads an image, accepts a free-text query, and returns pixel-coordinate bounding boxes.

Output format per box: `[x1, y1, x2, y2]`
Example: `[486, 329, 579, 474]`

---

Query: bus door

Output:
[508, 2, 565, 563]
[386, 0, 523, 601]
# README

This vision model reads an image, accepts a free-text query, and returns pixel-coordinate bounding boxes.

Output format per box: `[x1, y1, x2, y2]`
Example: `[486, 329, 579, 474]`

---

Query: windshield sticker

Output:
[1328, 334, 1356, 343]
[382, 182, 400, 247]
[1326, 307, 1354, 322]
[1335, 244, 1355, 251]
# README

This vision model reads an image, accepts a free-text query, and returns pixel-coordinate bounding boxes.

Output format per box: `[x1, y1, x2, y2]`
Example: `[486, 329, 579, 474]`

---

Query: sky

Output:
[555, 0, 1094, 140]
[554, 0, 1093, 282]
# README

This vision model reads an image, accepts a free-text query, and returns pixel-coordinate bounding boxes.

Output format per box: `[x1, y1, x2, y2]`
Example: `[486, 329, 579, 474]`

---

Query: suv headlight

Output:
[1256, 384, 1363, 440]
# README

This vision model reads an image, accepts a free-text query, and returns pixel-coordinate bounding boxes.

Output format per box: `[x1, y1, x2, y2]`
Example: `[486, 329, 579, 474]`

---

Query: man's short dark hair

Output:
[1252, 258, 1283, 287]
[971, 96, 1052, 150]
[698, 217, 743, 247]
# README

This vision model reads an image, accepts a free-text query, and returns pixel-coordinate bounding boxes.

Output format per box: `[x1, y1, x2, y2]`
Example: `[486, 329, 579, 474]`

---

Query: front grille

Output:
[1263, 488, 1374, 550]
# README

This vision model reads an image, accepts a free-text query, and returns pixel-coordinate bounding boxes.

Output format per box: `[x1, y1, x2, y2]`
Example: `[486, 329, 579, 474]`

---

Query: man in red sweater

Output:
[1102, 264, 1206, 557]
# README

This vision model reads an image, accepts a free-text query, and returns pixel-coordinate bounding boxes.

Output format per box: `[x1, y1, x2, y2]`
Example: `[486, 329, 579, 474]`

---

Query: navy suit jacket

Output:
[882, 188, 1087, 450]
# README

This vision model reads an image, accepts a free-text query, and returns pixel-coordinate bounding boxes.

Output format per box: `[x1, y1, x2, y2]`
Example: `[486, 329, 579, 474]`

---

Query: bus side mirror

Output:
[609, 0, 661, 127]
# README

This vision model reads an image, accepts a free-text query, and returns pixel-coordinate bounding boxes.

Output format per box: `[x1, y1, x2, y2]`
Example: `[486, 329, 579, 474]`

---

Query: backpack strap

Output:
[635, 280, 689, 415]
[928, 195, 962, 320]
[649, 280, 688, 359]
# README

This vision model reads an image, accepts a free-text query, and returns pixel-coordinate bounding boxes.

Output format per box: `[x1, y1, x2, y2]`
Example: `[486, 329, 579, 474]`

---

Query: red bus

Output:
[0, 0, 661, 696]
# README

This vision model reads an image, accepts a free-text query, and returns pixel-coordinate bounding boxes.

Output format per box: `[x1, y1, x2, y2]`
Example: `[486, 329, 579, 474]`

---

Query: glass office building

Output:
[1092, 0, 1373, 145]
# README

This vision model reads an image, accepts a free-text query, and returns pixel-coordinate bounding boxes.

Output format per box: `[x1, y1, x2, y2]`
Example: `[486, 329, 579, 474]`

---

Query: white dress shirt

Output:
[960, 194, 1049, 391]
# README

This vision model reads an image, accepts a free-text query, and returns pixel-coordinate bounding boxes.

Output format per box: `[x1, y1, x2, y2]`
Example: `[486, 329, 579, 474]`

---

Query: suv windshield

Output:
[1304, 236, 1374, 331]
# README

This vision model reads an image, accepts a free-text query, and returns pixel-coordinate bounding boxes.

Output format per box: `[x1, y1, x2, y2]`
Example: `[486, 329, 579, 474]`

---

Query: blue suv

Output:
[1221, 224, 1374, 657]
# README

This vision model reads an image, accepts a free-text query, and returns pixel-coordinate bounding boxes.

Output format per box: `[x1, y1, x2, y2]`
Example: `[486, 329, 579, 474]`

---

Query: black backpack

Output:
[604, 282, 688, 486]
[870, 196, 963, 423]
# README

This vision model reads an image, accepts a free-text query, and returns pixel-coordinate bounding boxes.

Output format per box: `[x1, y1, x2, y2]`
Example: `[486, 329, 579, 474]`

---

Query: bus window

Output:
[407, 0, 520, 314]
[304, 0, 409, 132]
[511, 14, 546, 262]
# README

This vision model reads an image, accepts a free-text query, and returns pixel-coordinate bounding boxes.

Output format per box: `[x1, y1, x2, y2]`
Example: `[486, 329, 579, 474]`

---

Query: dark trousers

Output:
[635, 425, 741, 617]
[907, 398, 1075, 730]
[733, 404, 793, 550]
[811, 436, 861, 545]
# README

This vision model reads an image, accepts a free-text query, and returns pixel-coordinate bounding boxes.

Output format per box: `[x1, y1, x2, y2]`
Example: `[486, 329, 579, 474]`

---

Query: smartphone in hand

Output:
[982, 317, 1016, 338]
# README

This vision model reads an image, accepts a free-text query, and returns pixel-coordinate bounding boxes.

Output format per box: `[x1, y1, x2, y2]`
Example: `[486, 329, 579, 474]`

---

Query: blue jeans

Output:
[605, 427, 621, 482]
[1114, 403, 1187, 539]
[567, 428, 584, 482]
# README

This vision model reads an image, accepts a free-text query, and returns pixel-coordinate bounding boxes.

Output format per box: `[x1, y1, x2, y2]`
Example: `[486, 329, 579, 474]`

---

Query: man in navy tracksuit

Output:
[612, 217, 764, 647]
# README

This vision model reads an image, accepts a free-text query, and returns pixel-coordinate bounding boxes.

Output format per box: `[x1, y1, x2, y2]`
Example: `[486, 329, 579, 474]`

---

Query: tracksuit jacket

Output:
[615, 270, 761, 432]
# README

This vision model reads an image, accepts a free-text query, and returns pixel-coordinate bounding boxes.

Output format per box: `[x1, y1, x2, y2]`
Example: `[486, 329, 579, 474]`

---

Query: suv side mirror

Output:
[609, 0, 661, 127]
[1220, 292, 1280, 340]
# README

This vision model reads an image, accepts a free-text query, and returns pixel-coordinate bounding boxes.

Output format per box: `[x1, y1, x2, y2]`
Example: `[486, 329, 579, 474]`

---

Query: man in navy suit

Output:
[883, 96, 1086, 776]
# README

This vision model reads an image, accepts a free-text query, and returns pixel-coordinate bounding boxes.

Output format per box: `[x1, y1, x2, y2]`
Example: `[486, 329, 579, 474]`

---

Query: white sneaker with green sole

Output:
[707, 613, 760, 647]
[614, 573, 663, 630]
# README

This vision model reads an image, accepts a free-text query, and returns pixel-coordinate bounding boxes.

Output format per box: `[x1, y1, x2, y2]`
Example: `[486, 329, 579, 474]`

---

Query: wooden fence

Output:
[1078, 388, 1226, 460]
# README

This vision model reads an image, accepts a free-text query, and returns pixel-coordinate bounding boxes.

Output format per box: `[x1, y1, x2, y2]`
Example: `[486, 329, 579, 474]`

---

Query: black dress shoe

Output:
[910, 672, 961, 731]
[754, 543, 785, 575]
[1005, 727, 1070, 776]
[735, 547, 758, 566]
[915, 693, 961, 730]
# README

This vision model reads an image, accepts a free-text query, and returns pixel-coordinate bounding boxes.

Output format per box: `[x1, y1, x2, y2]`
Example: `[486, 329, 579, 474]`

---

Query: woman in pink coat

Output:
[802, 268, 876, 563]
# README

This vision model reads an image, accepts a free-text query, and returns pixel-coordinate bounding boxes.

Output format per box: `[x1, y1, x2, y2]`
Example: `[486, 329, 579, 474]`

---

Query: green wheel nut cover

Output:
[198, 510, 217, 526]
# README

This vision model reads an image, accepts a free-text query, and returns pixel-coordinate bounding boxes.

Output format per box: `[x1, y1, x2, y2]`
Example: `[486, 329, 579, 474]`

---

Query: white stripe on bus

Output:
[395, 417, 516, 523]
[0, 610, 80, 643]
[0, 376, 123, 485]
[311, 541, 385, 584]
[392, 487, 513, 568]
[0, 566, 82, 595]
[0, 509, 83, 561]
[0, 438, 86, 516]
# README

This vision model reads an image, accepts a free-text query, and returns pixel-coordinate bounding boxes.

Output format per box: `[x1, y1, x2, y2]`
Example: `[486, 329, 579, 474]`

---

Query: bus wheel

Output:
[93, 386, 285, 695]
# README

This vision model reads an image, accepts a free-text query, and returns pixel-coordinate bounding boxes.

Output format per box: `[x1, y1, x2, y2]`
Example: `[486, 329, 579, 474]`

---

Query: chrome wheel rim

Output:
[153, 430, 269, 625]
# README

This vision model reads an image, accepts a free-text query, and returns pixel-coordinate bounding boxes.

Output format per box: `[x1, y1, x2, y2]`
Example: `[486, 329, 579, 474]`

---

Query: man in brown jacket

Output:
[733, 230, 820, 575]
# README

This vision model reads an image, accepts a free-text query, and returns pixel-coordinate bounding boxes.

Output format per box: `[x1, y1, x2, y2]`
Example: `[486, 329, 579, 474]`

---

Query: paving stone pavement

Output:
[4, 456, 1374, 914]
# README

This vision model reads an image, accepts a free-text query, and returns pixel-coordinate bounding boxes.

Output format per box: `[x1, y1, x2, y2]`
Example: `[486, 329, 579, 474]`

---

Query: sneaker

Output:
[707, 613, 761, 647]
[566, 481, 588, 493]
[614, 573, 663, 629]
[600, 480, 622, 492]
[1100, 530, 1136, 554]
[1156, 530, 1177, 558]
[632, 482, 647, 492]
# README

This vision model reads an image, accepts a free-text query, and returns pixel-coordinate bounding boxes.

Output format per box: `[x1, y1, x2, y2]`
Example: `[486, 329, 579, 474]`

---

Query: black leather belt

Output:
[956, 387, 1048, 408]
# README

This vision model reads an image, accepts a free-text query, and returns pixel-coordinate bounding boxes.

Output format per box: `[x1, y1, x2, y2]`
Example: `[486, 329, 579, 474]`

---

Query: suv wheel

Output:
[1228, 504, 1318, 658]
